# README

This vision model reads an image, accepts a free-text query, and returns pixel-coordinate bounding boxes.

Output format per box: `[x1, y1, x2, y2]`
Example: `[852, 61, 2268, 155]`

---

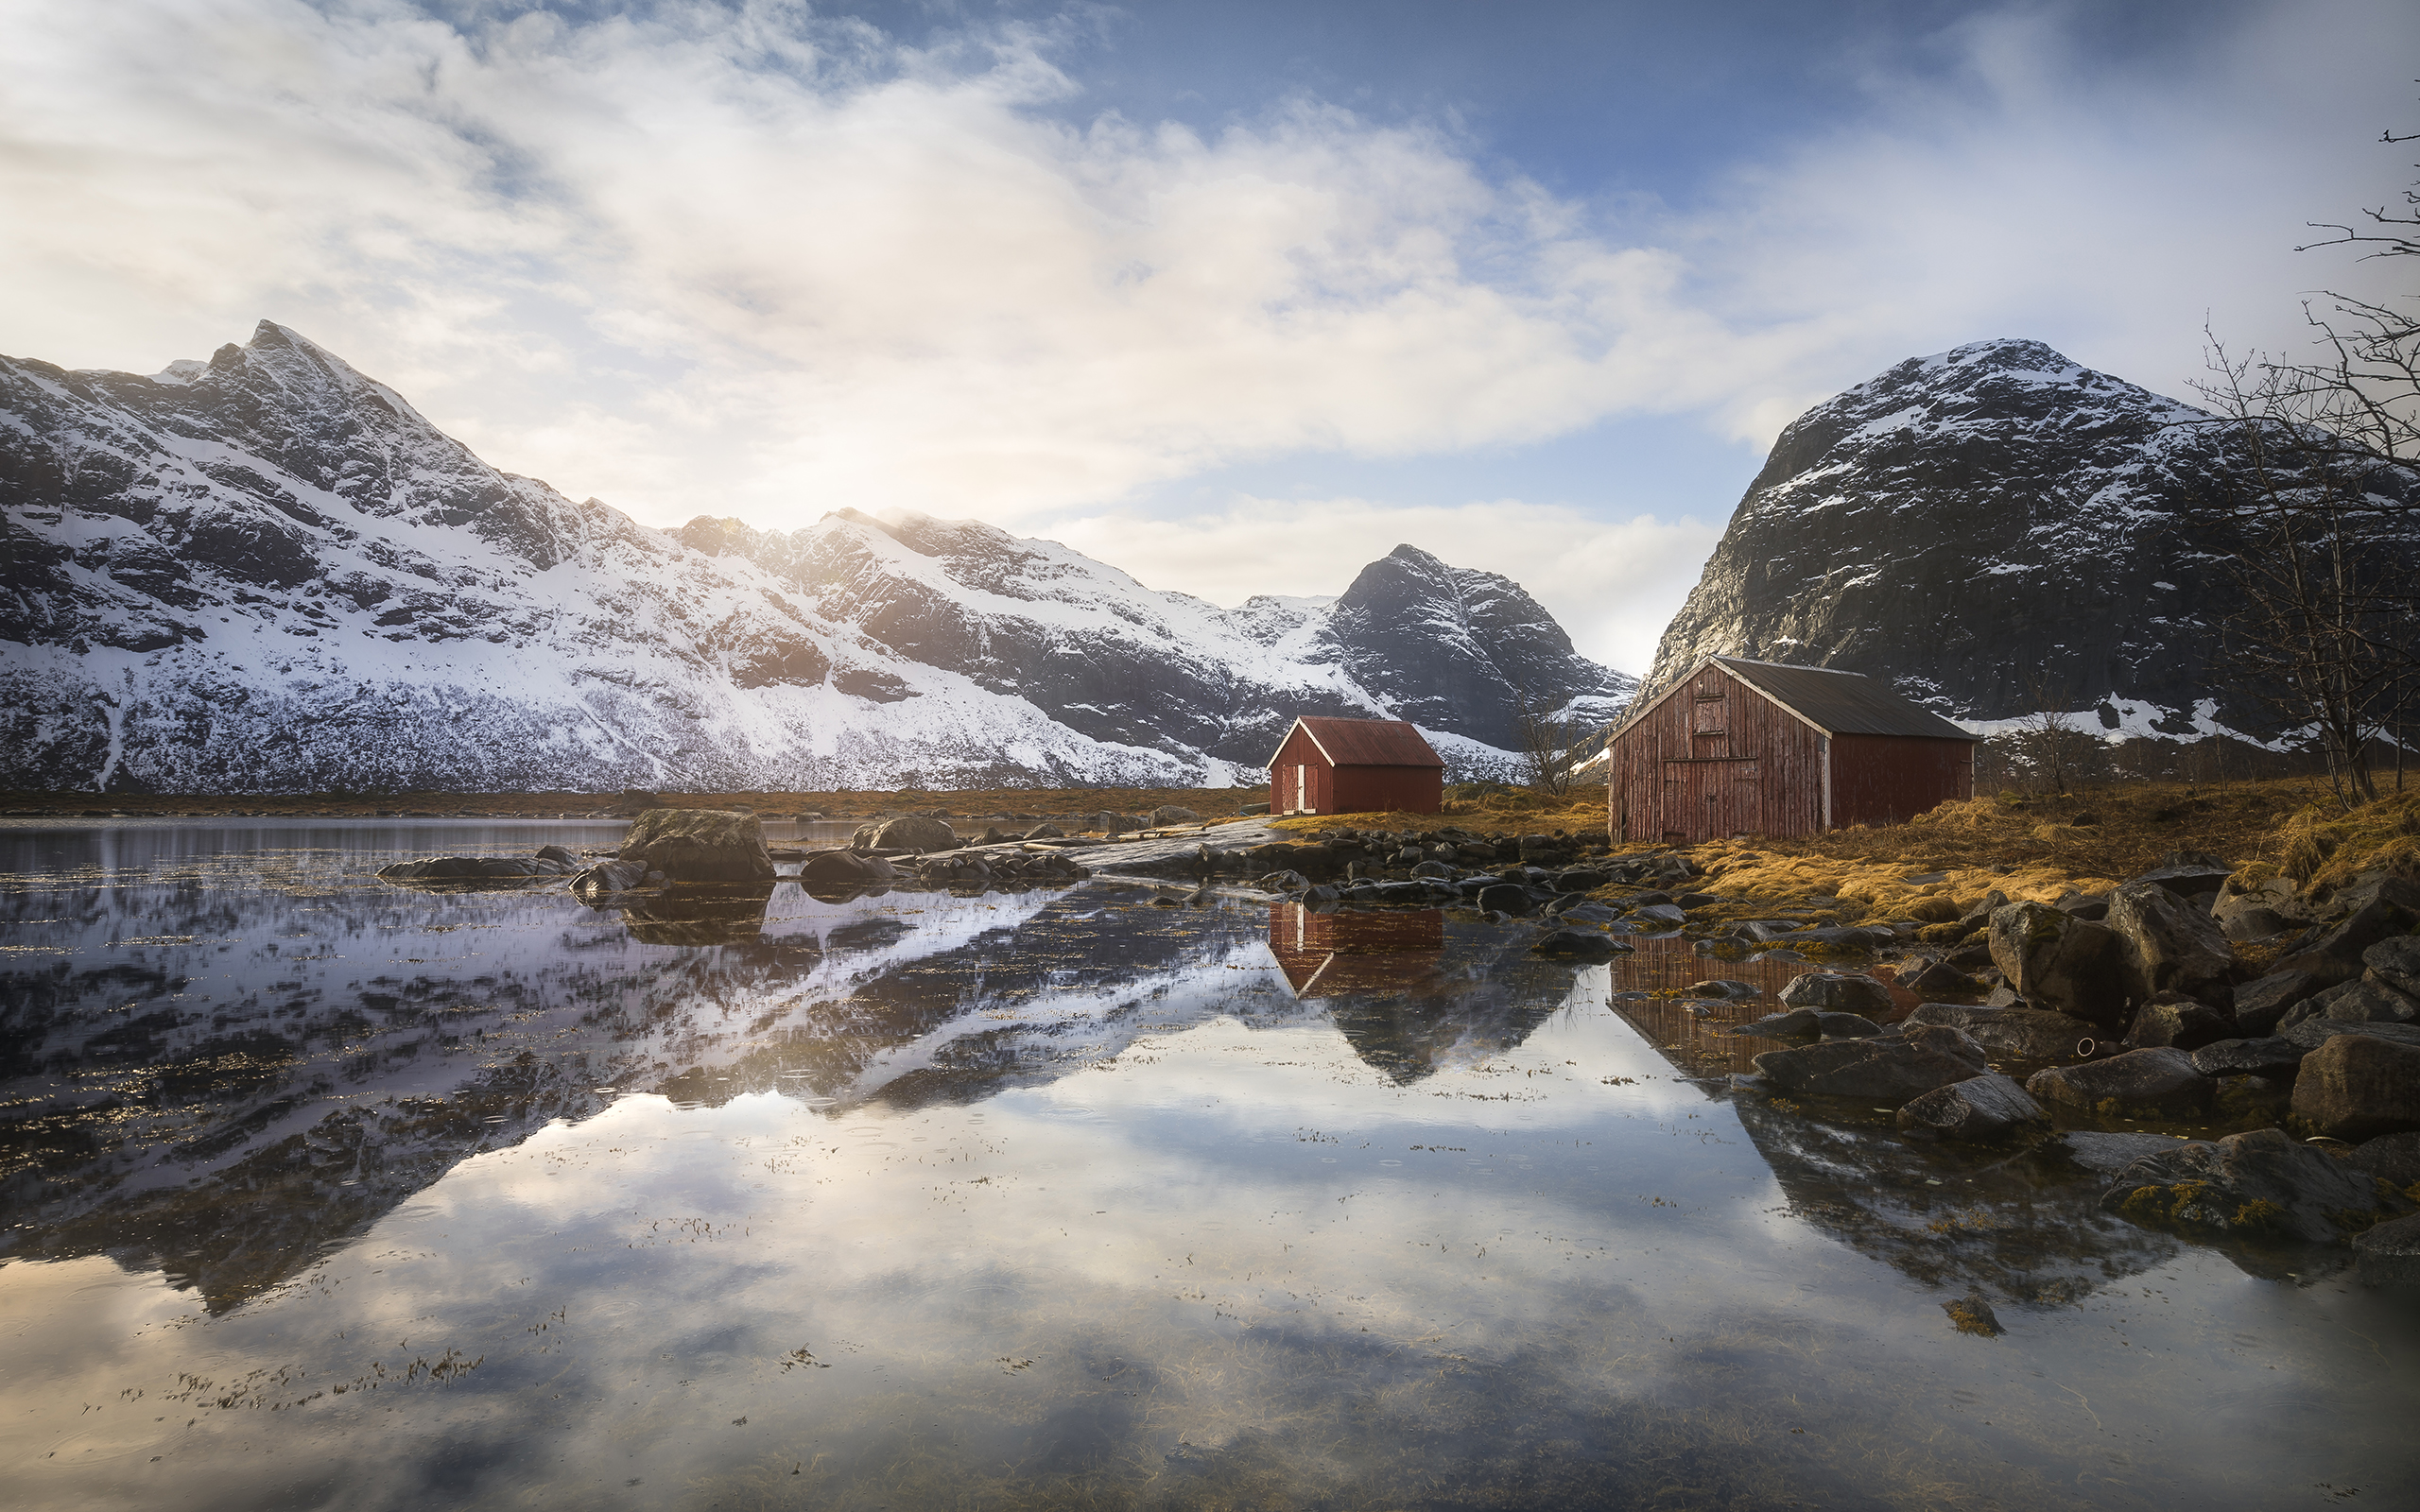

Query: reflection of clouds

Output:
[9, 997, 2415, 1510]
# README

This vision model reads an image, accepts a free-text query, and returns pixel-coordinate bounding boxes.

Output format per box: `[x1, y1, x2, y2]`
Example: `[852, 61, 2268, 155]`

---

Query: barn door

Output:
[1295, 764, 1308, 814]
[1662, 758, 1762, 840]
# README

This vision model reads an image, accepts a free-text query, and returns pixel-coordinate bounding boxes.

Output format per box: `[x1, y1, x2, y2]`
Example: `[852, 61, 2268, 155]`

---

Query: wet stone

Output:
[1817, 1013, 1882, 1039]
[2026, 1048, 2216, 1119]
[1726, 1008, 1822, 1039]
[1897, 1073, 2049, 1143]
[2289, 1032, 2420, 1141]
[1907, 1004, 2104, 1060]
[1751, 1023, 1987, 1101]
[2189, 1038, 2305, 1079]
[2346, 1130, 2420, 1192]
[1777, 971, 1893, 1017]
[2354, 1212, 2420, 1285]
[2100, 1126, 2405, 1243]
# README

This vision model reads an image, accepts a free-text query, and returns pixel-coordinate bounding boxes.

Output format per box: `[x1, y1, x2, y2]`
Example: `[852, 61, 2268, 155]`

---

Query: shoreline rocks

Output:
[2026, 1048, 2216, 1119]
[2100, 1126, 2408, 1243]
[621, 808, 775, 882]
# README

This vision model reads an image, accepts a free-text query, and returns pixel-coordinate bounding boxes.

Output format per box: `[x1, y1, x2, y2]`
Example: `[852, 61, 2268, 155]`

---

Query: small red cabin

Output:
[1267, 716, 1444, 816]
[1608, 656, 1979, 844]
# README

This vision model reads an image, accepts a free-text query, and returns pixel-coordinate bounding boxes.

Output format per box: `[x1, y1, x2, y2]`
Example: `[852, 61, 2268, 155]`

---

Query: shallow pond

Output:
[2, 820, 2414, 1509]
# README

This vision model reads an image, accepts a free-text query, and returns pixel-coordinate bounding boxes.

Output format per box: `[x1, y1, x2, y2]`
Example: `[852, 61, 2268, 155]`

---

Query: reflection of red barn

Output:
[1268, 903, 1446, 997]
[1266, 717, 1444, 816]
[1607, 656, 1980, 845]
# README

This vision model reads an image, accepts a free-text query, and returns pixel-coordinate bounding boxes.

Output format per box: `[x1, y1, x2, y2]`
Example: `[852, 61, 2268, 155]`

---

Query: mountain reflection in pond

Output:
[3, 819, 2415, 1510]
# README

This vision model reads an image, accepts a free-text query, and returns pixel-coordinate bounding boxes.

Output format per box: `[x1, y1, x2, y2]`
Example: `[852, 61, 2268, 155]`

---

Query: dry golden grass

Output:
[1655, 777, 2420, 910]
[1267, 786, 1611, 840]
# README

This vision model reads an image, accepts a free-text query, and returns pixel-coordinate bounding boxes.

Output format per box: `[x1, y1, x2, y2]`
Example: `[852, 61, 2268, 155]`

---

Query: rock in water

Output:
[2100, 1126, 2407, 1243]
[2290, 1032, 2420, 1140]
[619, 808, 775, 882]
[2106, 879, 2237, 1007]
[1751, 1024, 1987, 1100]
[1905, 1003, 2106, 1060]
[2354, 1213, 2420, 1285]
[2025, 1048, 2215, 1118]
[571, 858, 653, 900]
[1530, 929, 1630, 960]
[1989, 902, 2128, 1028]
[1777, 971, 1894, 1018]
[852, 814, 957, 851]
[1897, 1074, 2050, 1142]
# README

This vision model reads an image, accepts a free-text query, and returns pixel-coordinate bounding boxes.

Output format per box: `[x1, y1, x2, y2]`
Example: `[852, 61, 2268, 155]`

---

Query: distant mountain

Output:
[1644, 337, 2381, 735]
[0, 321, 1632, 792]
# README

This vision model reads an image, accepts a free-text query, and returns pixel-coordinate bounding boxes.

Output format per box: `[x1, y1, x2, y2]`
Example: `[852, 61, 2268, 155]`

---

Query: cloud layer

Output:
[3, 0, 2413, 671]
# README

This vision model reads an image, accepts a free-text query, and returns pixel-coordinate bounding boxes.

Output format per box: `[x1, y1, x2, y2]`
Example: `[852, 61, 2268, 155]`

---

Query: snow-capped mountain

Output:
[0, 321, 1630, 792]
[1645, 338, 2352, 734]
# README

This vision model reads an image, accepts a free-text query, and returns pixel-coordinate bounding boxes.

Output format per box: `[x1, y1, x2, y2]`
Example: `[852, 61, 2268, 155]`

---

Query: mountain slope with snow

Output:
[0, 322, 1632, 792]
[1646, 338, 2277, 733]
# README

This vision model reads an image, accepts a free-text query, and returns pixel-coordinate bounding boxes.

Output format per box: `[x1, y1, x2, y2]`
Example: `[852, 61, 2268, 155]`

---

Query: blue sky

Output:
[4, 0, 2414, 671]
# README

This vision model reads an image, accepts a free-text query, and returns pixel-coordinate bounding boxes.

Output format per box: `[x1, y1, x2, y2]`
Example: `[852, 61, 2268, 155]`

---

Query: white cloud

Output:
[2, 0, 2412, 673]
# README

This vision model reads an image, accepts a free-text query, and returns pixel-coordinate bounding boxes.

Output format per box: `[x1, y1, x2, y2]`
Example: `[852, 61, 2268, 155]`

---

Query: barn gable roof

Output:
[1613, 657, 1980, 743]
[1265, 716, 1445, 770]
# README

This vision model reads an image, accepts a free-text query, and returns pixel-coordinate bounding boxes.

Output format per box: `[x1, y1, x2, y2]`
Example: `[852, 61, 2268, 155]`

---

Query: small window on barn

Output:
[1693, 696, 1726, 734]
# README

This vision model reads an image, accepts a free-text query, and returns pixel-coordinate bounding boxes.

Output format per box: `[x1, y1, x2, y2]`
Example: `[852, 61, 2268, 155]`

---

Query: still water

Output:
[2, 821, 2413, 1509]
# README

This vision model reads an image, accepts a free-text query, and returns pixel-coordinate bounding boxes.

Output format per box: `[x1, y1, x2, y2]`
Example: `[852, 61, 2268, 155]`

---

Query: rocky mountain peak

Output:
[2, 323, 1632, 791]
[1646, 338, 2244, 732]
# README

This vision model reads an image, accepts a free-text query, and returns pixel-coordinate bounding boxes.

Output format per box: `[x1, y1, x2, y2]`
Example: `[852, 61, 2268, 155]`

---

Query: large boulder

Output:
[1989, 902, 2129, 1027]
[2026, 1047, 2216, 1118]
[2354, 1213, 2420, 1284]
[852, 814, 958, 852]
[1895, 1073, 2051, 1142]
[2189, 1038, 2307, 1079]
[1150, 805, 1201, 825]
[1751, 1023, 1988, 1100]
[1727, 1007, 1823, 1039]
[1905, 1003, 2106, 1059]
[2107, 878, 2238, 1007]
[2365, 935, 2420, 998]
[1777, 971, 1895, 1018]
[620, 808, 775, 882]
[2099, 1125, 2406, 1243]
[2281, 1018, 2420, 1053]
[799, 849, 892, 884]
[2125, 993, 2235, 1052]
[2128, 850, 2238, 900]
[2280, 897, 2420, 986]
[2290, 1032, 2420, 1140]
[2346, 1130, 2420, 1192]
[2277, 977, 2420, 1032]
[2233, 968, 2328, 1037]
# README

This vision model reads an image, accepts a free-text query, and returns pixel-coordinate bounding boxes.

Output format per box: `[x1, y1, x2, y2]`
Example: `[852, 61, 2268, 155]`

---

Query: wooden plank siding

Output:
[1270, 726, 1334, 815]
[1331, 764, 1443, 816]
[1829, 733, 1974, 827]
[1610, 662, 1824, 844]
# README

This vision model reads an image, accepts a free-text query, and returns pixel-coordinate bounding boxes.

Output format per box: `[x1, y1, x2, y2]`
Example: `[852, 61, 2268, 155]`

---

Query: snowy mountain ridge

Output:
[1640, 336, 2380, 735]
[0, 321, 1633, 792]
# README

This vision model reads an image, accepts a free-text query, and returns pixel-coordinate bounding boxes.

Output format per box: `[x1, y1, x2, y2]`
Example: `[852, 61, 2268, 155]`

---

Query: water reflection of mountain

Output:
[1267, 904, 1584, 1084]
[0, 809, 1612, 1314]
[0, 862, 1311, 1312]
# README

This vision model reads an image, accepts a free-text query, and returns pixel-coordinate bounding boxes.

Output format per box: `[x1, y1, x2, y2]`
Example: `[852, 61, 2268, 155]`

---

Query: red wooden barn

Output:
[1267, 716, 1444, 816]
[1607, 656, 1979, 844]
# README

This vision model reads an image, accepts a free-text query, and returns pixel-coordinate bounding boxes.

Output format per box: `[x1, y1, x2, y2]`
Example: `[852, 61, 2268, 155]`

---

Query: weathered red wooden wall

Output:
[1331, 765, 1443, 815]
[1607, 663, 1824, 843]
[1269, 727, 1333, 815]
[1827, 733, 1973, 827]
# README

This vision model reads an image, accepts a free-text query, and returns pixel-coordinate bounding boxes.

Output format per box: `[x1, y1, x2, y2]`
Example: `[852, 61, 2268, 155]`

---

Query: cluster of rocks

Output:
[1238, 827, 1628, 907]
[376, 844, 586, 883]
[1718, 854, 2420, 1275]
